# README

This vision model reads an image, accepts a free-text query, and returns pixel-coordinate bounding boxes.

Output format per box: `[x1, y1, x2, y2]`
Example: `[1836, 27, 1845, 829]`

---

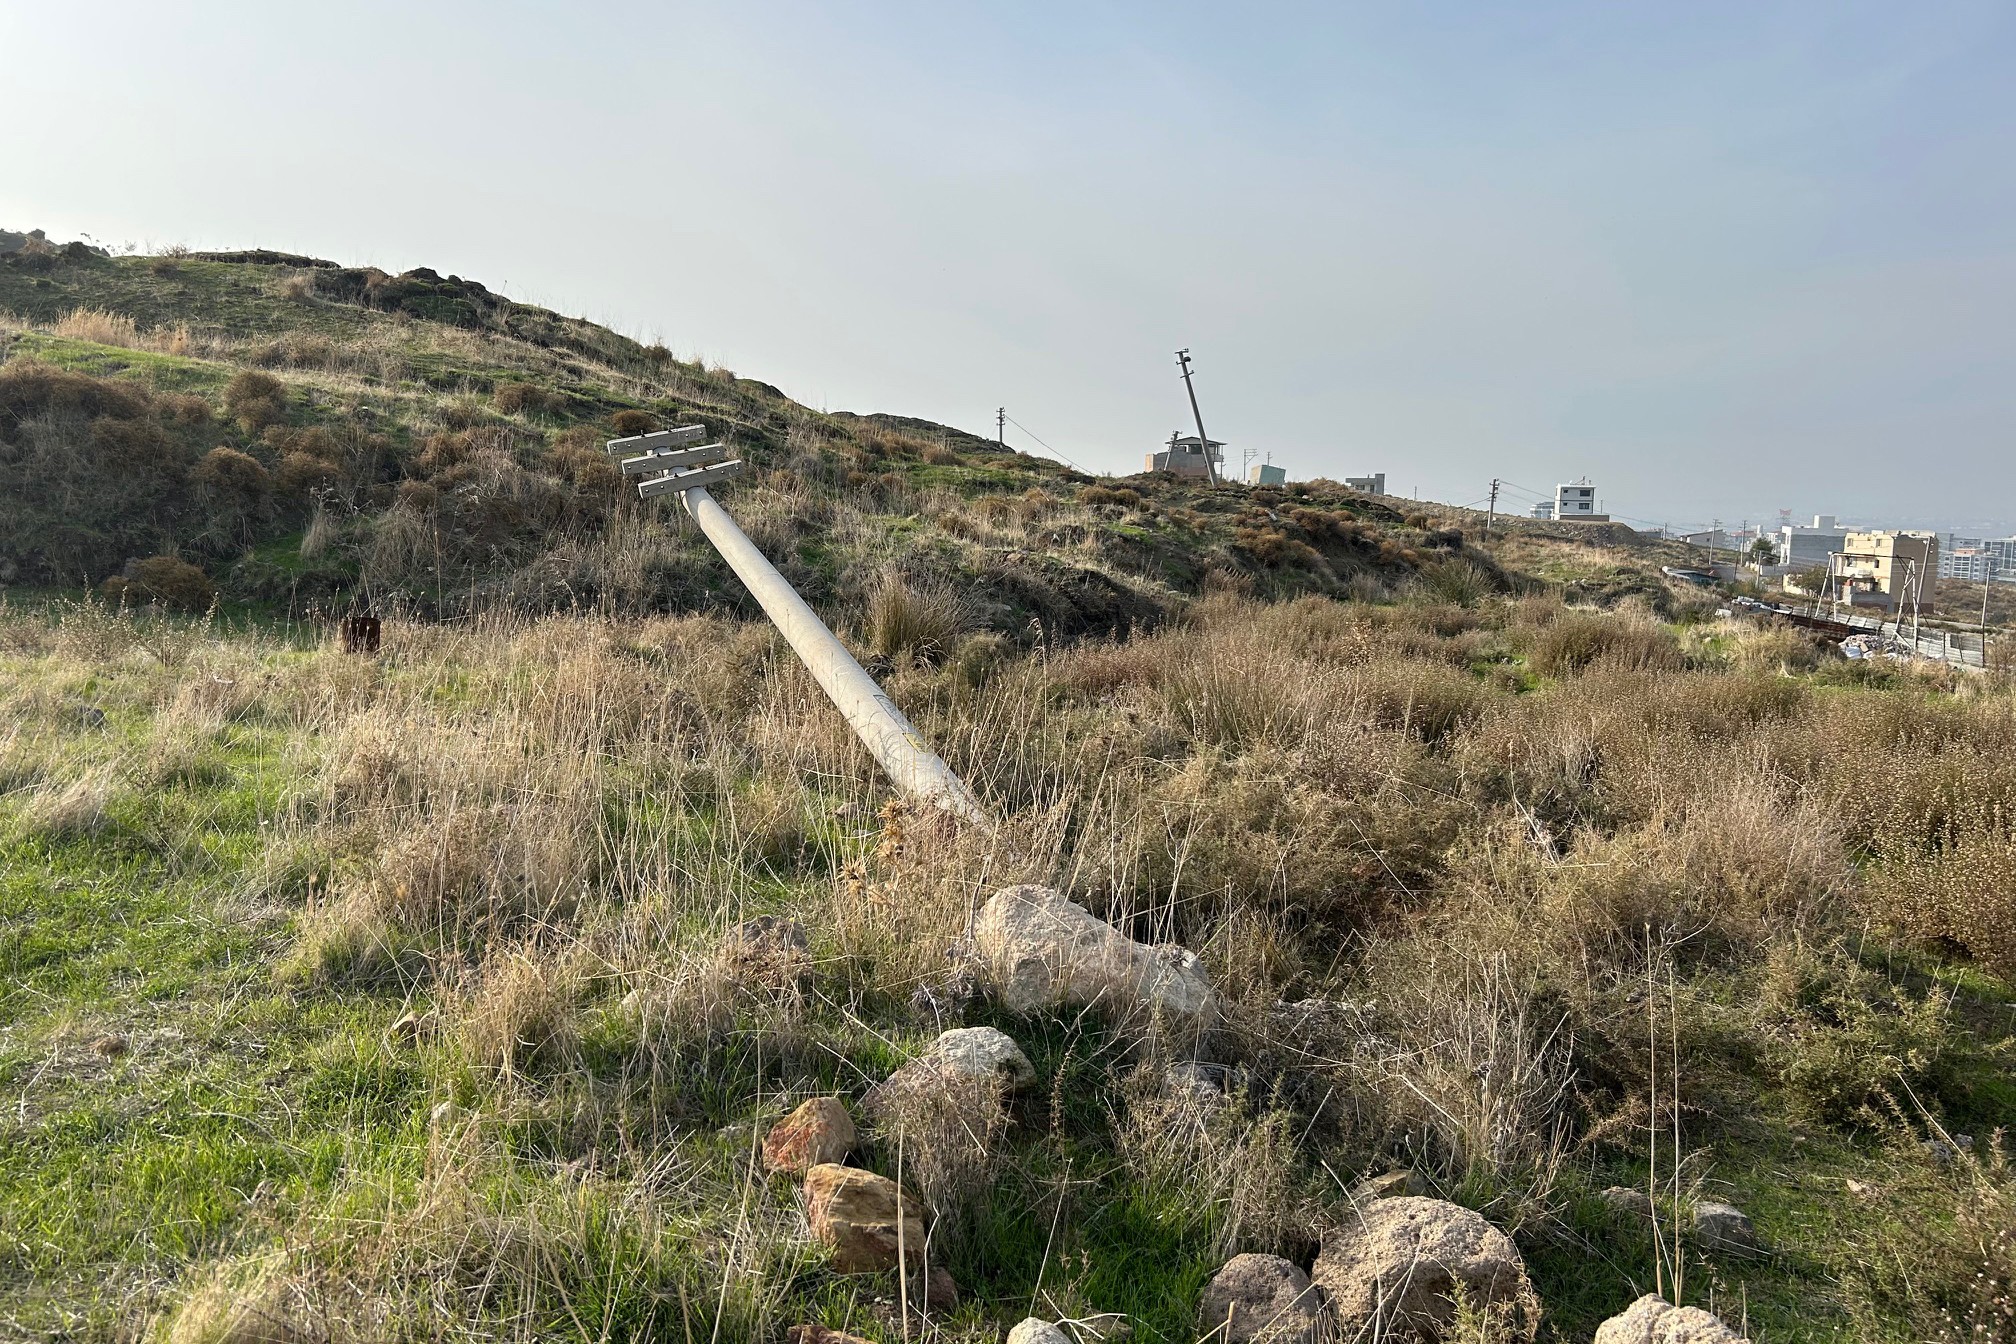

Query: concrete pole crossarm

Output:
[679, 485, 990, 826]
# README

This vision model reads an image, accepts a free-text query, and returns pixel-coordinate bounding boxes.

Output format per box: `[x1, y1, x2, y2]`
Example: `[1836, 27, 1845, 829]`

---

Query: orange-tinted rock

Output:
[762, 1097, 856, 1176]
[802, 1162, 926, 1273]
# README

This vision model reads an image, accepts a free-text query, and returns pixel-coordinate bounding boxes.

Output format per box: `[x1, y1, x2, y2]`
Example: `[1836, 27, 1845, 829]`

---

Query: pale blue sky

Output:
[5, 1, 2014, 531]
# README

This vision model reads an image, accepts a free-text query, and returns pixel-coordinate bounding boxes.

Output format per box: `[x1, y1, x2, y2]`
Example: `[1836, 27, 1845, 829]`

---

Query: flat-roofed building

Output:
[1554, 478, 1608, 522]
[1145, 432, 1223, 479]
[1834, 530, 1939, 613]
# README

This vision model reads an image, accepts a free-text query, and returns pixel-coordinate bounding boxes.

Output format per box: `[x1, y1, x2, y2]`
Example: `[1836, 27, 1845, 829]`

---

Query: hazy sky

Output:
[6, 1, 2015, 531]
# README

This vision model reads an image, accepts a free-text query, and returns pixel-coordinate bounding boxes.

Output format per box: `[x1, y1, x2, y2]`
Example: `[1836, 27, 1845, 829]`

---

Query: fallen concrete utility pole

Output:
[608, 426, 989, 825]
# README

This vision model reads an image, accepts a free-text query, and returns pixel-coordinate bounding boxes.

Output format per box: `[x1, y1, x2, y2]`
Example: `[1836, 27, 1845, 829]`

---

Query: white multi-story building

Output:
[1773, 515, 1848, 570]
[1553, 479, 1607, 521]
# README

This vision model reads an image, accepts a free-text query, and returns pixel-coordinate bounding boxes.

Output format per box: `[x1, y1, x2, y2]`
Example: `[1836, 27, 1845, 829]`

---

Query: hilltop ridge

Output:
[0, 235, 1661, 633]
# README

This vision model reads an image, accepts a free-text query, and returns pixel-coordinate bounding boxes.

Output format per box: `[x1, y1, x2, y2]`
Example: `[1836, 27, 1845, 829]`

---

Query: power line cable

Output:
[1001, 413, 1095, 475]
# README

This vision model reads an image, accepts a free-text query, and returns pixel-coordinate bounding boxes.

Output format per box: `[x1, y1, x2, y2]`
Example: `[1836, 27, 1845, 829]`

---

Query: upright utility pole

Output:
[1175, 349, 1220, 485]
[996, 407, 1005, 452]
[1983, 558, 1995, 633]
[1485, 479, 1501, 535]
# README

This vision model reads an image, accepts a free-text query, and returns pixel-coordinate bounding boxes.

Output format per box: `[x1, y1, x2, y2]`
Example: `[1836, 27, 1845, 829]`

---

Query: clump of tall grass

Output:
[52, 307, 140, 348]
[864, 571, 967, 662]
[1526, 608, 1683, 677]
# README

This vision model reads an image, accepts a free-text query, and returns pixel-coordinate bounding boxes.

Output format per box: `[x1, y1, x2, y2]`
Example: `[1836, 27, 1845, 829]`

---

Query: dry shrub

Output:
[864, 1068, 1009, 1250]
[1525, 782, 1843, 965]
[192, 446, 272, 503]
[299, 508, 337, 558]
[375, 797, 587, 929]
[1080, 485, 1142, 509]
[1356, 946, 1572, 1211]
[105, 555, 215, 612]
[493, 381, 559, 416]
[1158, 647, 1312, 748]
[1113, 1064, 1305, 1257]
[864, 572, 967, 663]
[1416, 557, 1495, 607]
[19, 768, 119, 839]
[457, 948, 590, 1077]
[1841, 1126, 2016, 1342]
[161, 1251, 324, 1344]
[224, 370, 289, 434]
[1865, 802, 2016, 976]
[1729, 622, 1827, 674]
[920, 442, 959, 465]
[1527, 610, 1681, 677]
[1345, 658, 1487, 741]
[52, 307, 140, 348]
[611, 409, 656, 437]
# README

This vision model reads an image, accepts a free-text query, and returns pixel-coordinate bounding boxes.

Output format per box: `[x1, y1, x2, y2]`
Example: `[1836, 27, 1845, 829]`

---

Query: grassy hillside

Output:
[0, 244, 1511, 640]
[4, 238, 2013, 1344]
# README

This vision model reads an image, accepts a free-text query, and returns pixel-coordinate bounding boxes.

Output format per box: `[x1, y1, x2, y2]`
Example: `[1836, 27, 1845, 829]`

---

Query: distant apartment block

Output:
[1939, 535, 2016, 582]
[1553, 478, 1608, 521]
[1832, 530, 1939, 613]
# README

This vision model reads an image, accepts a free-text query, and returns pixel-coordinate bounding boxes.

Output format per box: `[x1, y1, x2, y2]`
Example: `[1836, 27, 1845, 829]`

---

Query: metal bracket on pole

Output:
[609, 426, 989, 825]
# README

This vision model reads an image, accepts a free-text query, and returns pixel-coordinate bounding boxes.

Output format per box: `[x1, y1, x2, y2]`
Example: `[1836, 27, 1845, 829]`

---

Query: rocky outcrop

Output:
[972, 885, 1215, 1024]
[801, 1163, 926, 1273]
[1198, 1253, 1329, 1344]
[1593, 1295, 1747, 1343]
[1311, 1197, 1530, 1340]
[763, 1098, 856, 1175]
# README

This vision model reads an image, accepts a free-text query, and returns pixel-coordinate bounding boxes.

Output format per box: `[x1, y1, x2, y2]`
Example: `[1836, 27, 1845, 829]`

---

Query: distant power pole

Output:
[1485, 479, 1501, 535]
[997, 407, 1005, 451]
[1174, 349, 1220, 485]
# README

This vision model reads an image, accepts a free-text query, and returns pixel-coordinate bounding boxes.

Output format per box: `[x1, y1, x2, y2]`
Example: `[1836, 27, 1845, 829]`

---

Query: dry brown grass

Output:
[7, 584, 2015, 1340]
[53, 307, 141, 348]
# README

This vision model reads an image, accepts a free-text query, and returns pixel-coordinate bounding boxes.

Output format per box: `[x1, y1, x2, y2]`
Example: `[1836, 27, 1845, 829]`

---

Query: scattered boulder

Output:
[1690, 1201, 1761, 1255]
[1600, 1186, 1656, 1221]
[1311, 1197, 1531, 1341]
[927, 1025, 1037, 1089]
[763, 1098, 856, 1176]
[1198, 1253, 1328, 1344]
[925, 1265, 959, 1311]
[972, 885, 1215, 1024]
[1593, 1295, 1747, 1343]
[802, 1163, 926, 1273]
[1007, 1321, 1074, 1344]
